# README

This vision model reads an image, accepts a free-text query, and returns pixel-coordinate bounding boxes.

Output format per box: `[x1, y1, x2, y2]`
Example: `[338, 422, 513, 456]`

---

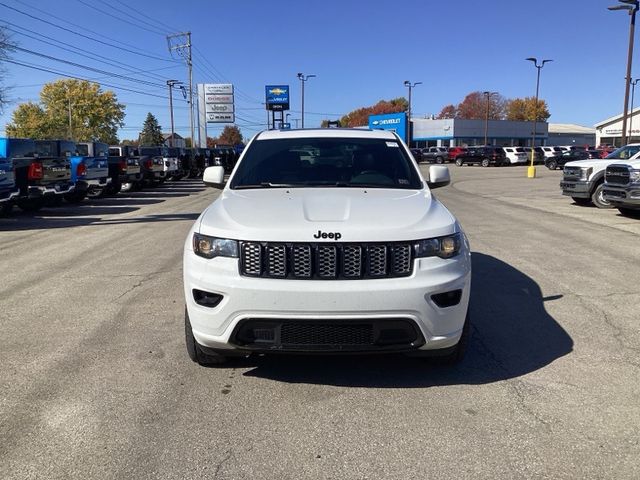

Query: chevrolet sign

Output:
[265, 85, 290, 111]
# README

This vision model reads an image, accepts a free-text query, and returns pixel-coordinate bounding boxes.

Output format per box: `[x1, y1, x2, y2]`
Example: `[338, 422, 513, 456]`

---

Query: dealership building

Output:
[368, 113, 595, 148]
[594, 108, 640, 147]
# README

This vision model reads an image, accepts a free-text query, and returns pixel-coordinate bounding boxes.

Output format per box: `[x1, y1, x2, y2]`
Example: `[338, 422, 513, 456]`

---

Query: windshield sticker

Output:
[398, 179, 409, 185]
[386, 142, 399, 147]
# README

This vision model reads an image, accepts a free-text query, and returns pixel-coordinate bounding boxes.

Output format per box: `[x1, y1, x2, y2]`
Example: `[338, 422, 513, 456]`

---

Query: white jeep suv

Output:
[183, 128, 471, 365]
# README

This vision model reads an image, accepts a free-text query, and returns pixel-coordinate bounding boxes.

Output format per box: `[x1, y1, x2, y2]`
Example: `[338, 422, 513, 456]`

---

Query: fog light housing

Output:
[193, 289, 223, 308]
[431, 289, 462, 308]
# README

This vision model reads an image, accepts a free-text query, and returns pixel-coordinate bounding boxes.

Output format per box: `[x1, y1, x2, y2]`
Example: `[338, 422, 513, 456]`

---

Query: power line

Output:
[11, 45, 168, 91]
[74, 0, 167, 37]
[113, 0, 176, 32]
[0, 1, 177, 63]
[3, 58, 169, 99]
[2, 22, 180, 81]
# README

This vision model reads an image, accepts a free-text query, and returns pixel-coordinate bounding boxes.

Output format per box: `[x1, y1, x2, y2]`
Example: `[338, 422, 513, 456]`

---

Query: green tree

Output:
[139, 112, 164, 146]
[6, 79, 125, 142]
[505, 97, 550, 122]
[339, 98, 409, 127]
[217, 125, 243, 145]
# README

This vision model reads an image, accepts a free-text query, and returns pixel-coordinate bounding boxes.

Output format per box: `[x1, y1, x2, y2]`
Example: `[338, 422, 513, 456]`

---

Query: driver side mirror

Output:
[203, 166, 225, 188]
[427, 165, 450, 189]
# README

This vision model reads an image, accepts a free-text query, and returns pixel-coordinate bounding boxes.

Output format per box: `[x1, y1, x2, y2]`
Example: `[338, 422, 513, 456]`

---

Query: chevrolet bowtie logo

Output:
[269, 88, 287, 95]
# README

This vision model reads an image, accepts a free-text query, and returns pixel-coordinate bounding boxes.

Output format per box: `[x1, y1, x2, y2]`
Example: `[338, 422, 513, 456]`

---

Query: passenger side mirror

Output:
[427, 165, 450, 189]
[203, 166, 225, 188]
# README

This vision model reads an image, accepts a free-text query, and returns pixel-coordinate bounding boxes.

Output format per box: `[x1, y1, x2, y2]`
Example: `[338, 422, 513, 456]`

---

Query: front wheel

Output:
[436, 156, 444, 164]
[546, 160, 557, 170]
[64, 190, 87, 203]
[455, 158, 463, 166]
[481, 158, 490, 167]
[591, 183, 614, 209]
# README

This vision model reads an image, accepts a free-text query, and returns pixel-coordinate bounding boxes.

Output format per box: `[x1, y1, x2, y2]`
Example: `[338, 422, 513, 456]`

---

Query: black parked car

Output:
[454, 146, 508, 167]
[409, 148, 423, 162]
[545, 150, 601, 170]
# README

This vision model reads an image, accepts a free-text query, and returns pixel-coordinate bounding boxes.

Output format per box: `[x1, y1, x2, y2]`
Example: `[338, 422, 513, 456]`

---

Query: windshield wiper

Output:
[234, 182, 302, 189]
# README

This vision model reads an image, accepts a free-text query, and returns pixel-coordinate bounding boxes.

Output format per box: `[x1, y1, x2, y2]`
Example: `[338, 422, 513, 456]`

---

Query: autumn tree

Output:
[6, 79, 125, 143]
[436, 104, 457, 119]
[456, 91, 506, 120]
[139, 112, 163, 146]
[206, 136, 218, 148]
[217, 125, 243, 145]
[339, 98, 409, 127]
[505, 97, 550, 122]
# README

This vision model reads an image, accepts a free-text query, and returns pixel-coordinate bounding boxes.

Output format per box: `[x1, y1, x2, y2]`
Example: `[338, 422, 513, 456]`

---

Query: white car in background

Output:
[502, 147, 528, 164]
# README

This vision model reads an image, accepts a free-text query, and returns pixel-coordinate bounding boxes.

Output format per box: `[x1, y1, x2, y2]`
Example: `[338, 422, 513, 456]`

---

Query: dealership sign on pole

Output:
[265, 85, 290, 111]
[197, 83, 235, 147]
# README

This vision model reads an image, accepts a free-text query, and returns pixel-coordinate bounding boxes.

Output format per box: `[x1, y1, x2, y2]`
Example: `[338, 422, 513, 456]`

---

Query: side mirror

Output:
[203, 166, 225, 188]
[427, 165, 450, 189]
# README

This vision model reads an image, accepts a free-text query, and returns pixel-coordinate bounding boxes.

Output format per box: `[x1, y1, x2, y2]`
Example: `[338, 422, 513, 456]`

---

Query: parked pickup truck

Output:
[138, 146, 167, 185]
[108, 145, 142, 194]
[165, 147, 182, 180]
[602, 160, 640, 217]
[560, 144, 640, 208]
[0, 138, 25, 215]
[11, 138, 74, 212]
[62, 142, 110, 202]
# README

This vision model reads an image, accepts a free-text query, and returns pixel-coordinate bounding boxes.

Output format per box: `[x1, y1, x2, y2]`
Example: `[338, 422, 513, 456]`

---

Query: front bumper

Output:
[561, 180, 592, 198]
[183, 247, 472, 354]
[603, 184, 640, 208]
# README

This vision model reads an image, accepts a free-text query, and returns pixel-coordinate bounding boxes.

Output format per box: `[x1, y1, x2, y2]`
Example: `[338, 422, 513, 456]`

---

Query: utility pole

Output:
[297, 73, 316, 128]
[166, 80, 182, 147]
[167, 32, 195, 148]
[483, 91, 497, 146]
[404, 80, 422, 146]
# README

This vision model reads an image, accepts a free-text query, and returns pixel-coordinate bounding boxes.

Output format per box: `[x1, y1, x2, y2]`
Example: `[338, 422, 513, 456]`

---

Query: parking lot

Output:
[1, 165, 639, 479]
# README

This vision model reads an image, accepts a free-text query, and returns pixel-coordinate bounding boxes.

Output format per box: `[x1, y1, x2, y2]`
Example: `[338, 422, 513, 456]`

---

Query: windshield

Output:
[230, 137, 423, 189]
[606, 145, 640, 160]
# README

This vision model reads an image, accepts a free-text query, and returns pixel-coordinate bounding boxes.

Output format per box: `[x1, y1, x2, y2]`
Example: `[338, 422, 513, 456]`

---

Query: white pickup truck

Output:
[560, 144, 640, 208]
[602, 159, 640, 217]
[183, 128, 472, 366]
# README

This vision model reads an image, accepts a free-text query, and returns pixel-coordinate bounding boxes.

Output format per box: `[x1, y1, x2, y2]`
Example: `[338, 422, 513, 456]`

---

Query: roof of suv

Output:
[256, 128, 398, 141]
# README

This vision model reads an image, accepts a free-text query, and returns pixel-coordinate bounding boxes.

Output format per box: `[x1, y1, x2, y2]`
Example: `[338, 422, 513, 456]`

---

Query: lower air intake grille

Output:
[281, 323, 374, 346]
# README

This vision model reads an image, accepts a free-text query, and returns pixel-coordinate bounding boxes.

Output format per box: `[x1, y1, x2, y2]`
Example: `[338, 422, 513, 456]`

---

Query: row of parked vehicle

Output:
[559, 143, 640, 217]
[410, 145, 609, 168]
[0, 138, 240, 216]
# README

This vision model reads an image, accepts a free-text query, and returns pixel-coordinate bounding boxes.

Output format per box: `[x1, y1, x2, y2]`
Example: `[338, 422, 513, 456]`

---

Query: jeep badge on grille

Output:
[313, 230, 342, 240]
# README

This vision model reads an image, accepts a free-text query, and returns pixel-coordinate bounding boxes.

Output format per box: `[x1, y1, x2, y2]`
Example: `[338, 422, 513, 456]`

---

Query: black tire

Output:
[546, 160, 557, 170]
[481, 158, 490, 167]
[185, 308, 227, 366]
[591, 183, 614, 209]
[436, 156, 444, 164]
[572, 197, 591, 206]
[44, 195, 64, 207]
[618, 207, 640, 218]
[17, 197, 44, 212]
[64, 190, 87, 204]
[455, 158, 463, 166]
[0, 202, 12, 216]
[86, 187, 105, 199]
[104, 181, 122, 196]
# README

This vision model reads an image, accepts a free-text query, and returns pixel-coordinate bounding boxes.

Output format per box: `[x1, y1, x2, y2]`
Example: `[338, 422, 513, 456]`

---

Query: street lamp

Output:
[297, 72, 316, 128]
[630, 78, 640, 141]
[525, 57, 552, 178]
[404, 80, 422, 146]
[166, 80, 182, 147]
[609, 0, 639, 145]
[483, 91, 498, 146]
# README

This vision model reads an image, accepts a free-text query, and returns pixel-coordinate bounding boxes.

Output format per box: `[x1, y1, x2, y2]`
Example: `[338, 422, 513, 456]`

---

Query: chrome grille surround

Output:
[239, 241, 413, 280]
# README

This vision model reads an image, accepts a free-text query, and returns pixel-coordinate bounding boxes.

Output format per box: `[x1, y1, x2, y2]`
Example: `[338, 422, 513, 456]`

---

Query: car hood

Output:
[198, 188, 457, 242]
[563, 158, 633, 169]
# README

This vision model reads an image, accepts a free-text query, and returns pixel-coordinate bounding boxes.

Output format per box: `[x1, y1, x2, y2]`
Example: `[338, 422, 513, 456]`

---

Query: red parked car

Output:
[447, 147, 468, 161]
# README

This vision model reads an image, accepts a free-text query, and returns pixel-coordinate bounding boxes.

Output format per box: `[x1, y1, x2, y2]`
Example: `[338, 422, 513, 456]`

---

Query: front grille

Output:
[240, 241, 414, 280]
[606, 165, 631, 185]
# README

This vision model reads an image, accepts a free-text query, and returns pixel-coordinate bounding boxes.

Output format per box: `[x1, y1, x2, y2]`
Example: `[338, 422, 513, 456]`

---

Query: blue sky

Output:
[0, 0, 634, 141]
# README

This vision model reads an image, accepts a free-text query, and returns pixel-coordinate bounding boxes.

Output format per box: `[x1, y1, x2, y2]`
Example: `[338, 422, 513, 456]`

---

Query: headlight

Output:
[193, 233, 239, 259]
[414, 233, 462, 259]
[631, 169, 640, 183]
[580, 167, 593, 181]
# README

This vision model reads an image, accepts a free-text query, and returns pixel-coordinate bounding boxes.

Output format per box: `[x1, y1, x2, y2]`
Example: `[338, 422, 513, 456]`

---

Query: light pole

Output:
[629, 78, 640, 141]
[166, 80, 182, 147]
[609, 0, 639, 145]
[297, 73, 316, 129]
[404, 80, 422, 146]
[483, 91, 498, 146]
[525, 57, 552, 178]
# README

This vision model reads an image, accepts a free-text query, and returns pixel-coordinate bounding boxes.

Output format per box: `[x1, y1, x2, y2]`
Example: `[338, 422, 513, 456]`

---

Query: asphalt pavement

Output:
[1, 166, 638, 479]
